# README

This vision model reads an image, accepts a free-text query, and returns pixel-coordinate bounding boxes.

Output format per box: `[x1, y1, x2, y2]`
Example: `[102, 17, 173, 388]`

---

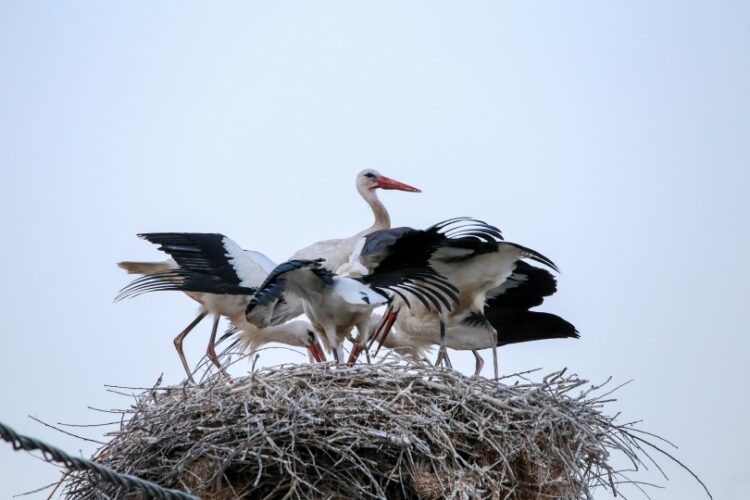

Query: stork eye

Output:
[307, 330, 315, 341]
[364, 172, 376, 179]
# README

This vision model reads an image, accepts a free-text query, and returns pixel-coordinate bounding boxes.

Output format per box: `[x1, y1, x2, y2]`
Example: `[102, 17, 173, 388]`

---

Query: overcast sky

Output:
[1, 2, 748, 498]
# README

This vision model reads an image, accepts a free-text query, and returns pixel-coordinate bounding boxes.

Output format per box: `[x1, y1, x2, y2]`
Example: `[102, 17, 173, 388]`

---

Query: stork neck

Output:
[266, 323, 305, 347]
[359, 187, 391, 232]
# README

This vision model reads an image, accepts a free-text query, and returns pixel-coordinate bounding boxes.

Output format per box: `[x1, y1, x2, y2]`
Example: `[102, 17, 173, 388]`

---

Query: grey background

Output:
[1, 2, 747, 498]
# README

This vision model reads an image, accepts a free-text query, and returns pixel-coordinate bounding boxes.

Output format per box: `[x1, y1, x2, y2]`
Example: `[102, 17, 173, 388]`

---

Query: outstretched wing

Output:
[349, 218, 506, 312]
[138, 232, 269, 288]
[356, 224, 487, 312]
[115, 268, 257, 301]
[354, 217, 503, 273]
[116, 233, 271, 301]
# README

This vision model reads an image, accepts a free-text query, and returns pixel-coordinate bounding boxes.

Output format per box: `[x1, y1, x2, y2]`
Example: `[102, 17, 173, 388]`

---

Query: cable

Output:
[0, 420, 198, 500]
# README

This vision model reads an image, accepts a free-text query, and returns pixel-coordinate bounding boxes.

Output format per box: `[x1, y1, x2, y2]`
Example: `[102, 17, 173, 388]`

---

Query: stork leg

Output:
[472, 350, 484, 377]
[205, 314, 230, 379]
[356, 322, 373, 365]
[444, 351, 453, 369]
[436, 315, 450, 370]
[372, 308, 399, 358]
[435, 348, 454, 370]
[491, 327, 499, 381]
[173, 311, 208, 383]
[322, 326, 341, 364]
[347, 328, 372, 365]
[367, 306, 392, 351]
[335, 344, 345, 365]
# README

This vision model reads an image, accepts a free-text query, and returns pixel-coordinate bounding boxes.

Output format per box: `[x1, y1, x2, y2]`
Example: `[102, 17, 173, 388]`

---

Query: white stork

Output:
[344, 217, 560, 379]
[290, 169, 420, 272]
[355, 261, 578, 376]
[219, 319, 326, 367]
[242, 249, 456, 363]
[117, 234, 323, 382]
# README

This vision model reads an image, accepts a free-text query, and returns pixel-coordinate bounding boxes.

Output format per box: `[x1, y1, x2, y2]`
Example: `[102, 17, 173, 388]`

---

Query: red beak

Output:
[375, 176, 421, 193]
[307, 341, 327, 363]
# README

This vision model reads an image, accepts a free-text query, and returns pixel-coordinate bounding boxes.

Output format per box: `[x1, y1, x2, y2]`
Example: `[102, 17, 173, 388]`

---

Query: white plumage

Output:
[117, 236, 317, 382]
[291, 169, 420, 272]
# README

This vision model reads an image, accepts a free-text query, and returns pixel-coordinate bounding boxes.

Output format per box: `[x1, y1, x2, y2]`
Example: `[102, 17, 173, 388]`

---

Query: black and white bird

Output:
[290, 169, 420, 272]
[244, 248, 458, 363]
[117, 234, 323, 382]
[345, 217, 560, 379]
[361, 261, 578, 376]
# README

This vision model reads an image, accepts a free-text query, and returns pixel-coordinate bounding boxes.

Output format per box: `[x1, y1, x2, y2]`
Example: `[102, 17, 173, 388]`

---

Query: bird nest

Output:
[62, 362, 691, 500]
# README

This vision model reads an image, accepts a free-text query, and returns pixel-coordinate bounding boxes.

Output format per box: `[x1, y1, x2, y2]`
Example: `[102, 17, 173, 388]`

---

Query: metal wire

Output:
[0, 420, 198, 500]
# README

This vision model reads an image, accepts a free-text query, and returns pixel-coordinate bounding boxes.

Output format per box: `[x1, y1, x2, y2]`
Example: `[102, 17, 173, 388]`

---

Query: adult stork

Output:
[355, 261, 578, 376]
[117, 234, 322, 382]
[290, 169, 420, 272]
[344, 217, 559, 379]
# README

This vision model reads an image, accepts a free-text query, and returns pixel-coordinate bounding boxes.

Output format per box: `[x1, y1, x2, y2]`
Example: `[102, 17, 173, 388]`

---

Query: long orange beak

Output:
[376, 175, 421, 192]
[308, 341, 327, 363]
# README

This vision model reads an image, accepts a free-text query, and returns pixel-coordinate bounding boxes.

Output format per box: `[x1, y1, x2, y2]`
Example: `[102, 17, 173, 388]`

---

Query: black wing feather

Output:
[116, 269, 256, 301]
[247, 259, 333, 312]
[357, 218, 504, 312]
[487, 261, 558, 310]
[138, 233, 244, 285]
[504, 242, 559, 273]
[488, 310, 579, 346]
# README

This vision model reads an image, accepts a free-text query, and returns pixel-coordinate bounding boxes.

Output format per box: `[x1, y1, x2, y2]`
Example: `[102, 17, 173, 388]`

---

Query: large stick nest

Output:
[62, 362, 680, 499]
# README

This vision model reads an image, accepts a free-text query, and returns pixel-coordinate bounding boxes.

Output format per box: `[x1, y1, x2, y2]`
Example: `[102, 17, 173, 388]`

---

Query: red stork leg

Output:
[372, 308, 399, 358]
[347, 328, 368, 365]
[348, 306, 398, 364]
[366, 306, 391, 351]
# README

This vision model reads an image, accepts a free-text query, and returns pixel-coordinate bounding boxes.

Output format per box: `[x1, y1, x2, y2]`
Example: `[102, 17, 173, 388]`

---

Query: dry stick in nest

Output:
[62, 361, 711, 500]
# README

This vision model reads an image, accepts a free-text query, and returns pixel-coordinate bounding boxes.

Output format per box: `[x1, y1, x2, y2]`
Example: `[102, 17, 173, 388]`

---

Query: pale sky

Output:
[1, 2, 748, 498]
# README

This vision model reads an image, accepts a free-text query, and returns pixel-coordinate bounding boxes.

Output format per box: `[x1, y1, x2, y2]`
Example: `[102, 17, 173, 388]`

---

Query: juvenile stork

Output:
[291, 169, 420, 272]
[117, 234, 322, 382]
[357, 261, 578, 376]
[243, 243, 457, 363]
[345, 217, 560, 379]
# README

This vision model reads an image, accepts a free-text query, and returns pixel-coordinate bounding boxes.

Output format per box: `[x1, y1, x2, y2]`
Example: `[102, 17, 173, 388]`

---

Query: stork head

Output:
[305, 328, 327, 363]
[288, 322, 326, 363]
[356, 169, 421, 193]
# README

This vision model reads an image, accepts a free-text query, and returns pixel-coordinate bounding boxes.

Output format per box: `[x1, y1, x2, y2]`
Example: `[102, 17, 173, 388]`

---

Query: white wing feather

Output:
[332, 278, 388, 306]
[243, 250, 277, 274]
[222, 236, 269, 288]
